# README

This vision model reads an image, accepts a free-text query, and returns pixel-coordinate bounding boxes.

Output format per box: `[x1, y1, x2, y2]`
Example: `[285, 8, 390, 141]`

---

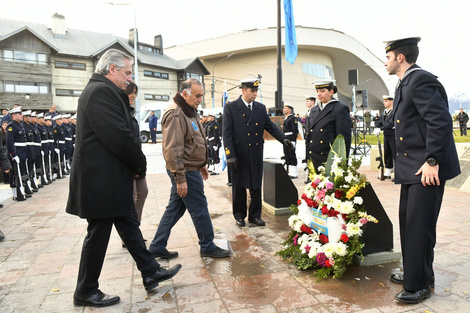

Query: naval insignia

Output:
[7, 127, 13, 132]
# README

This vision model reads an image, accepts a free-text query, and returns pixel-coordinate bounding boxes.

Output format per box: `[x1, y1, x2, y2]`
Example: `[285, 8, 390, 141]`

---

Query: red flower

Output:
[301, 225, 313, 234]
[312, 200, 319, 208]
[319, 234, 329, 244]
[340, 233, 349, 243]
[325, 259, 332, 267]
[311, 182, 318, 189]
[328, 209, 339, 217]
[301, 194, 308, 200]
[335, 190, 343, 198]
[321, 205, 329, 215]
[306, 199, 315, 207]
[297, 199, 302, 205]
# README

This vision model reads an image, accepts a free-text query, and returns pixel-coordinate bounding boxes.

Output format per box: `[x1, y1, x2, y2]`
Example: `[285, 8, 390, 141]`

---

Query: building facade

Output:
[0, 14, 209, 113]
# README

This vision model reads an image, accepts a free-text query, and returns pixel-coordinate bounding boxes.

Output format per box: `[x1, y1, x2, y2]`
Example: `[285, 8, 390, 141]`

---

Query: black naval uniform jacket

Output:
[66, 74, 146, 219]
[305, 100, 351, 170]
[223, 96, 286, 190]
[393, 65, 460, 184]
[283, 114, 298, 142]
[6, 120, 27, 161]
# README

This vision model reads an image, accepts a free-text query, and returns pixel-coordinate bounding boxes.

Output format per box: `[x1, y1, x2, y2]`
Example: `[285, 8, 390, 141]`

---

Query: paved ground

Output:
[1, 142, 469, 313]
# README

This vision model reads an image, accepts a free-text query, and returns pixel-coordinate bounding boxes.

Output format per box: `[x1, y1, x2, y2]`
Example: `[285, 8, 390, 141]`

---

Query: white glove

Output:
[213, 146, 218, 151]
[291, 141, 296, 148]
[54, 148, 60, 154]
[41, 151, 44, 156]
[373, 128, 381, 136]
[13, 156, 20, 163]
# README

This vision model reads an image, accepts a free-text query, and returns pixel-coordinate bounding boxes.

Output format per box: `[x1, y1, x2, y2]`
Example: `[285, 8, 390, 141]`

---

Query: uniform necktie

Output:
[248, 104, 252, 110]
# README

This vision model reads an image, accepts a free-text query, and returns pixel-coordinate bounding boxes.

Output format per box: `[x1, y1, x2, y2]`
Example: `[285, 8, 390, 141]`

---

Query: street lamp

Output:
[211, 53, 235, 108]
[107, 2, 140, 125]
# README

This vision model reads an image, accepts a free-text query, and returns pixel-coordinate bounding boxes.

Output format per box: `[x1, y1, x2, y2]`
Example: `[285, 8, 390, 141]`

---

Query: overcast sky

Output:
[2, 0, 468, 97]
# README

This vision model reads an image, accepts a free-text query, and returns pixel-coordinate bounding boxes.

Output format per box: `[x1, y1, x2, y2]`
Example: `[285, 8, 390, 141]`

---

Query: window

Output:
[143, 70, 169, 80]
[56, 89, 82, 97]
[4, 81, 49, 94]
[144, 94, 170, 101]
[186, 73, 202, 81]
[3, 49, 48, 64]
[54, 61, 86, 70]
[302, 63, 335, 80]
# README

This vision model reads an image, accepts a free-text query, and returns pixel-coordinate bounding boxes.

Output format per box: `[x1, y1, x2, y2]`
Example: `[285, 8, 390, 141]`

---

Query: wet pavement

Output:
[1, 142, 470, 312]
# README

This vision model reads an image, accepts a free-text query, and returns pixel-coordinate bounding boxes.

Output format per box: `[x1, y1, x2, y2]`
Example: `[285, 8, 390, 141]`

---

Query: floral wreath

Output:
[277, 135, 378, 279]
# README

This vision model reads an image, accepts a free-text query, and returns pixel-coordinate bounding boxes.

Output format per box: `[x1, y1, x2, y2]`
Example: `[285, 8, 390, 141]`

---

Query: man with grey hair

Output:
[149, 78, 231, 259]
[66, 49, 181, 307]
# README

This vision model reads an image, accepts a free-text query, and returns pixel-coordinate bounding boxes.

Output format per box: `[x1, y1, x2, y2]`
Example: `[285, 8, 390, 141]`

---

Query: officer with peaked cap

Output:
[305, 80, 351, 172]
[303, 95, 316, 183]
[36, 113, 50, 185]
[384, 36, 460, 304]
[282, 103, 299, 178]
[6, 107, 31, 200]
[22, 110, 39, 192]
[374, 95, 396, 179]
[52, 114, 65, 178]
[44, 115, 55, 182]
[30, 112, 44, 188]
[206, 113, 221, 175]
[62, 114, 72, 173]
[223, 78, 293, 227]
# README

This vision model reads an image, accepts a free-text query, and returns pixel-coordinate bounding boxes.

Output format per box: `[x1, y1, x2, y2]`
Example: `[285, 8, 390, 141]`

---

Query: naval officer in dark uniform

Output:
[223, 78, 293, 227]
[304, 80, 351, 171]
[206, 113, 221, 175]
[384, 37, 460, 304]
[374, 95, 397, 179]
[6, 106, 30, 200]
[282, 103, 299, 178]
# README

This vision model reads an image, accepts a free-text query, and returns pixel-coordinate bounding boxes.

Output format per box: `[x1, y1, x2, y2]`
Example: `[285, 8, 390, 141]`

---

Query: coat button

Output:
[255, 133, 258, 136]
[320, 141, 323, 144]
[256, 123, 258, 125]
[321, 152, 324, 155]
[256, 143, 259, 145]
[248, 133, 250, 136]
[400, 137, 403, 141]
[320, 129, 323, 132]
[243, 114, 246, 117]
[404, 153, 407, 156]
[247, 123, 249, 126]
[249, 143, 251, 146]
[310, 130, 313, 132]
[397, 120, 400, 123]
[309, 151, 312, 154]
[310, 140, 312, 143]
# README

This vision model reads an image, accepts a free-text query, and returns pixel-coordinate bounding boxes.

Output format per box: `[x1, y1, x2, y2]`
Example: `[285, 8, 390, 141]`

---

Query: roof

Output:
[0, 17, 207, 72]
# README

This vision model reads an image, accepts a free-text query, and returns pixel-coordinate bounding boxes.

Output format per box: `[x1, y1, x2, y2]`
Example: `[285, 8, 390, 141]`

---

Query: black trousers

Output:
[399, 182, 445, 292]
[232, 187, 262, 220]
[283, 141, 297, 166]
[75, 208, 160, 295]
[383, 133, 396, 169]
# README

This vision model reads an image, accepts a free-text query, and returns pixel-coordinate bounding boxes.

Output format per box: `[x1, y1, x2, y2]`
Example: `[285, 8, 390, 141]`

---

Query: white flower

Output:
[346, 222, 363, 237]
[353, 196, 363, 205]
[336, 201, 355, 214]
[344, 173, 356, 184]
[317, 166, 326, 173]
[333, 242, 348, 256]
[323, 243, 336, 258]
[308, 242, 322, 258]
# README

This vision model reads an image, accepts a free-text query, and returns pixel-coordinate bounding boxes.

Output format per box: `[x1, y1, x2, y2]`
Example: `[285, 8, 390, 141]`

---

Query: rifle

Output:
[376, 138, 385, 180]
[40, 151, 48, 186]
[14, 158, 27, 201]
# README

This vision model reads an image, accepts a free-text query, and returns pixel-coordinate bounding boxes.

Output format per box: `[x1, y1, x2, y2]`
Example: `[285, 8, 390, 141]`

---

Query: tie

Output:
[318, 103, 323, 111]
[248, 104, 252, 110]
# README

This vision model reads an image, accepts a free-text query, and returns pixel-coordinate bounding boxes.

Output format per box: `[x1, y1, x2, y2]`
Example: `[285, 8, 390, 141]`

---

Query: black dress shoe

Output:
[249, 217, 266, 226]
[0, 204, 3, 208]
[73, 289, 120, 307]
[395, 286, 431, 304]
[236, 219, 245, 227]
[391, 272, 435, 288]
[200, 246, 231, 258]
[304, 179, 311, 184]
[151, 249, 179, 259]
[143, 264, 182, 291]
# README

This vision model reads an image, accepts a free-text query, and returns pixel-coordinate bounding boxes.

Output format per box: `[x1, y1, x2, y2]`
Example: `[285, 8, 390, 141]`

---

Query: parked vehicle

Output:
[138, 102, 171, 143]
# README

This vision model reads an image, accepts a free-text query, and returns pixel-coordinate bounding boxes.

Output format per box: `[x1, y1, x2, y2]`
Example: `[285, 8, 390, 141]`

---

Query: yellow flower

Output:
[346, 185, 358, 199]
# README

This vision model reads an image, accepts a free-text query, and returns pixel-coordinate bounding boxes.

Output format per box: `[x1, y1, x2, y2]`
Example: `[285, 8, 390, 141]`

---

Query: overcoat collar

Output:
[310, 100, 338, 126]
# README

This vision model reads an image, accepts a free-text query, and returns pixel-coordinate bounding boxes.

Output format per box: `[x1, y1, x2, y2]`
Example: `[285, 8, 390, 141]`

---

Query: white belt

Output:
[14, 142, 27, 147]
[41, 140, 48, 144]
[48, 139, 54, 143]
[208, 137, 214, 141]
[65, 137, 72, 141]
[59, 140, 66, 144]
[285, 132, 293, 135]
[33, 143, 41, 146]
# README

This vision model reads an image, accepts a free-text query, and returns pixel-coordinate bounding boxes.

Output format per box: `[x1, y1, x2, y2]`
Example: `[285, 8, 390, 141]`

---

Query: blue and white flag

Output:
[284, 0, 298, 65]
[222, 91, 229, 107]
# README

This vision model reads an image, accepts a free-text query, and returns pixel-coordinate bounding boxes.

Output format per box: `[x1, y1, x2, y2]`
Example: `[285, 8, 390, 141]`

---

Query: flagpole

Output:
[276, 0, 283, 116]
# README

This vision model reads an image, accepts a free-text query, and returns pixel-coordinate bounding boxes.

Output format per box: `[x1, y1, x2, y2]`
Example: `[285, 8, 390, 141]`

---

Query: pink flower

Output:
[328, 257, 335, 266]
[360, 217, 368, 225]
[316, 189, 326, 200]
[293, 234, 299, 246]
[305, 244, 311, 254]
[325, 182, 334, 190]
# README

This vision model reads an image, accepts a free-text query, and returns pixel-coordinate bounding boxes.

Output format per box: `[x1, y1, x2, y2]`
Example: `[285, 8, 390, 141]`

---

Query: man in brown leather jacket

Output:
[149, 78, 231, 259]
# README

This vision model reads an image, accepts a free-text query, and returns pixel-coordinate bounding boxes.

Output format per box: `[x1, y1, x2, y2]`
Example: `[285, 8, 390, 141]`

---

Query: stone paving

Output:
[1, 144, 470, 312]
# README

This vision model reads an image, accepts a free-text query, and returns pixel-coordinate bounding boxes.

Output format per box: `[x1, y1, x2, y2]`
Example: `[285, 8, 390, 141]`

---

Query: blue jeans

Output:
[149, 170, 216, 254]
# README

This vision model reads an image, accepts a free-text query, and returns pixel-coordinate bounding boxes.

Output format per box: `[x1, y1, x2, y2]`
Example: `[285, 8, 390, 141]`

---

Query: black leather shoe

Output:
[391, 273, 435, 288]
[236, 219, 245, 227]
[395, 286, 431, 304]
[143, 264, 182, 291]
[249, 217, 266, 226]
[0, 204, 3, 208]
[304, 178, 311, 184]
[151, 249, 179, 259]
[200, 246, 231, 258]
[73, 290, 120, 307]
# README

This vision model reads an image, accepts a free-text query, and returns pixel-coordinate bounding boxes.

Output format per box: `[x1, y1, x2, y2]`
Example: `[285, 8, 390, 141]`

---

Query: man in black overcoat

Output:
[66, 49, 181, 307]
[305, 80, 351, 171]
[374, 95, 396, 179]
[223, 78, 292, 227]
[282, 103, 299, 178]
[384, 37, 460, 304]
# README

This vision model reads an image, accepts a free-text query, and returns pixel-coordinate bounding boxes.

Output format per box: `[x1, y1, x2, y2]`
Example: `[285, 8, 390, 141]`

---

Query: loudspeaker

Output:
[355, 89, 368, 108]
[348, 69, 358, 86]
[359, 184, 394, 255]
[263, 160, 298, 208]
